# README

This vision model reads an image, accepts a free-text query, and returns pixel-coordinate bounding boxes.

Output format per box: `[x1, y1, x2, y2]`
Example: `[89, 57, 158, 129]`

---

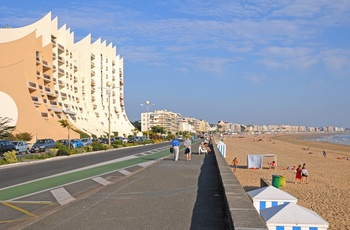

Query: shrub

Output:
[91, 141, 107, 151]
[83, 145, 93, 152]
[56, 143, 71, 156]
[3, 150, 18, 163]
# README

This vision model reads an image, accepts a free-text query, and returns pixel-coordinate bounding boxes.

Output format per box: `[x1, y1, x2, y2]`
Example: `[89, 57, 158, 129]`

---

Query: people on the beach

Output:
[323, 150, 327, 157]
[294, 164, 302, 184]
[184, 137, 192, 161]
[301, 163, 309, 184]
[171, 137, 180, 161]
[268, 161, 277, 169]
[230, 157, 238, 172]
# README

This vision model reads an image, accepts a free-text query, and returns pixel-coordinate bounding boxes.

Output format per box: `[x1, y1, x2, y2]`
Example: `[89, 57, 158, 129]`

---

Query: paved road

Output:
[3, 142, 228, 230]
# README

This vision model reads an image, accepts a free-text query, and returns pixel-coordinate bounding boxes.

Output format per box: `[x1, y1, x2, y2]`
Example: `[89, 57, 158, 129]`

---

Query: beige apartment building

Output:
[141, 109, 182, 134]
[0, 13, 135, 140]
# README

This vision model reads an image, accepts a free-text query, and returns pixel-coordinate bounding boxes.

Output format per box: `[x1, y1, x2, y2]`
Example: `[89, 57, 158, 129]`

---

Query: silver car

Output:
[12, 141, 30, 154]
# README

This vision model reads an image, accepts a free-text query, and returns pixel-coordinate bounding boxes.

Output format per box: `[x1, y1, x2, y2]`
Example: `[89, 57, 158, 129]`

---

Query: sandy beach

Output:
[223, 133, 350, 230]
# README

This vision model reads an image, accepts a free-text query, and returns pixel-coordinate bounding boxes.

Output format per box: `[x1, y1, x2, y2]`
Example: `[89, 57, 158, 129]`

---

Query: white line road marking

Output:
[138, 161, 157, 167]
[93, 177, 111, 186]
[51, 187, 75, 206]
[119, 169, 131, 176]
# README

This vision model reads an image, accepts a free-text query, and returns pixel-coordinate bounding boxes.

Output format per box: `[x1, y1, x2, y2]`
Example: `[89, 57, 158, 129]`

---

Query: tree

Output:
[131, 128, 139, 137]
[59, 119, 72, 148]
[0, 117, 16, 139]
[150, 126, 165, 134]
[15, 132, 33, 141]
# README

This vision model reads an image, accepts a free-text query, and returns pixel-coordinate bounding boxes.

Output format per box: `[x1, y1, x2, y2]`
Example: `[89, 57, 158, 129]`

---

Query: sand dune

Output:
[223, 133, 350, 230]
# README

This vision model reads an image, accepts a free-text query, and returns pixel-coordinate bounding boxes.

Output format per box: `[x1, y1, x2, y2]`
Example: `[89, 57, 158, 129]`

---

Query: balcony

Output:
[93, 104, 97, 109]
[43, 74, 51, 83]
[58, 80, 65, 88]
[42, 60, 51, 69]
[120, 80, 124, 86]
[74, 87, 78, 93]
[31, 96, 41, 105]
[53, 52, 56, 60]
[58, 43, 64, 53]
[95, 112, 99, 117]
[36, 56, 40, 65]
[92, 96, 95, 101]
[112, 60, 115, 66]
[52, 65, 57, 72]
[41, 112, 49, 118]
[58, 68, 64, 76]
[27, 82, 37, 91]
[36, 71, 41, 79]
[74, 65, 78, 72]
[91, 61, 95, 68]
[91, 69, 95, 76]
[58, 55, 64, 64]
[91, 79, 95, 86]
[91, 53, 95, 60]
[61, 92, 67, 99]
[46, 87, 57, 97]
[50, 100, 58, 106]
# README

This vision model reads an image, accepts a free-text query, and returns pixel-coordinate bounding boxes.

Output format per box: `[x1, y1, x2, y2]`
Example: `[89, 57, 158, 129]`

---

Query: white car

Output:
[12, 140, 30, 154]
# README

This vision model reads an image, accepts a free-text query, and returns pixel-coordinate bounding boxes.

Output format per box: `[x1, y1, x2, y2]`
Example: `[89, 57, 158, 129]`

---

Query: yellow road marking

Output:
[0, 201, 54, 224]
[2, 201, 53, 205]
[1, 202, 38, 217]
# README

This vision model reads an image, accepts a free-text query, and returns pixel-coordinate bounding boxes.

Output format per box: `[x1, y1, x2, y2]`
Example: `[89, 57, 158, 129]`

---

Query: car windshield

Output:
[36, 140, 46, 144]
[13, 142, 18, 145]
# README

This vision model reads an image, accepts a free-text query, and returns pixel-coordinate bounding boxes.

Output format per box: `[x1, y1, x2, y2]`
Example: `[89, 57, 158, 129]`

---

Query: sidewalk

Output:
[22, 142, 228, 230]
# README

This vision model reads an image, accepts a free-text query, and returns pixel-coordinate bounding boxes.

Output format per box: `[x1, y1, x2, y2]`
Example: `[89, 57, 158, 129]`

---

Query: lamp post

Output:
[140, 100, 155, 139]
[105, 81, 119, 146]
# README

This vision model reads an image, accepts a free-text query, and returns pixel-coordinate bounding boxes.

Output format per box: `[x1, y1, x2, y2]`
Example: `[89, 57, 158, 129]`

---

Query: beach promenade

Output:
[4, 140, 268, 230]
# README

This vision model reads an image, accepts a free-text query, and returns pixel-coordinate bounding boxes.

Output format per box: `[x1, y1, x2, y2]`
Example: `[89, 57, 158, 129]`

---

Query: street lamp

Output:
[140, 100, 155, 139]
[104, 81, 119, 146]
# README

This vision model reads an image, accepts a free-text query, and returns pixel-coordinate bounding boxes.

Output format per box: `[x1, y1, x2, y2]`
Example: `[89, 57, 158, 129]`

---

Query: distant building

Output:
[0, 13, 135, 140]
[141, 109, 181, 134]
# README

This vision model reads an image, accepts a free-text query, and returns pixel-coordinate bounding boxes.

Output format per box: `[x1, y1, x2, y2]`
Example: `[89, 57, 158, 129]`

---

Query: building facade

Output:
[141, 109, 182, 134]
[0, 13, 135, 140]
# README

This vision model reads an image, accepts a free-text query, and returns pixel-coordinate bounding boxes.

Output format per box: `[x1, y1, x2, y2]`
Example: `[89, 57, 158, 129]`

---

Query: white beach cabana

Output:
[247, 185, 298, 212]
[260, 203, 329, 230]
[247, 154, 276, 169]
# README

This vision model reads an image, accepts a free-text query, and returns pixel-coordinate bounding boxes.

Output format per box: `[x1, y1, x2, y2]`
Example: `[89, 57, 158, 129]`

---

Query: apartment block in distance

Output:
[0, 12, 135, 140]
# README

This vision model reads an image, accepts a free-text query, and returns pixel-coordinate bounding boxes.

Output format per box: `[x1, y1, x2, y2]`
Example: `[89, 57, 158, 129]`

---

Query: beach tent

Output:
[247, 154, 276, 169]
[247, 185, 298, 212]
[260, 203, 329, 230]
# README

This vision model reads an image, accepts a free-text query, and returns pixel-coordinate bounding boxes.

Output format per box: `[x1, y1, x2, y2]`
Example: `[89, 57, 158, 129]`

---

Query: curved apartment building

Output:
[0, 12, 135, 140]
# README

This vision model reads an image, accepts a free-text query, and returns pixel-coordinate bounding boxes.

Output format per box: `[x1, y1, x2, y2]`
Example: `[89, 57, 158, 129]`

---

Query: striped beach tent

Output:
[216, 141, 226, 157]
[247, 185, 298, 212]
[260, 203, 329, 230]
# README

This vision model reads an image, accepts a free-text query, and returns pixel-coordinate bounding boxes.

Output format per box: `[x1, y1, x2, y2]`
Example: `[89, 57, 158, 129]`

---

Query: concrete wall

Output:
[211, 139, 268, 230]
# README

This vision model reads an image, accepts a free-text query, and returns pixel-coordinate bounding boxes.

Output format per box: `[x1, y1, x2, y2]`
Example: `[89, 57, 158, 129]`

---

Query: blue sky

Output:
[1, 1, 350, 128]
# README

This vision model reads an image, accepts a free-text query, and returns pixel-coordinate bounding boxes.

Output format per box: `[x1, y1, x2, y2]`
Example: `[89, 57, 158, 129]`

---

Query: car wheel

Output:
[26, 149, 30, 154]
[16, 150, 20, 155]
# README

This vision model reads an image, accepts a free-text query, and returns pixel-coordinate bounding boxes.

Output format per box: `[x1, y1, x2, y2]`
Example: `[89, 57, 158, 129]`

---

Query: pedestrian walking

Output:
[171, 137, 180, 161]
[294, 164, 302, 184]
[184, 137, 192, 161]
[301, 163, 309, 184]
[230, 157, 238, 172]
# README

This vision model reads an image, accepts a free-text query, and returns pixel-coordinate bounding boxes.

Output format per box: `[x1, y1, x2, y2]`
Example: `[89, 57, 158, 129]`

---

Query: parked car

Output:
[98, 138, 109, 144]
[115, 136, 128, 144]
[70, 139, 83, 148]
[12, 140, 30, 154]
[81, 138, 92, 146]
[57, 139, 83, 148]
[30, 139, 56, 153]
[0, 140, 16, 156]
